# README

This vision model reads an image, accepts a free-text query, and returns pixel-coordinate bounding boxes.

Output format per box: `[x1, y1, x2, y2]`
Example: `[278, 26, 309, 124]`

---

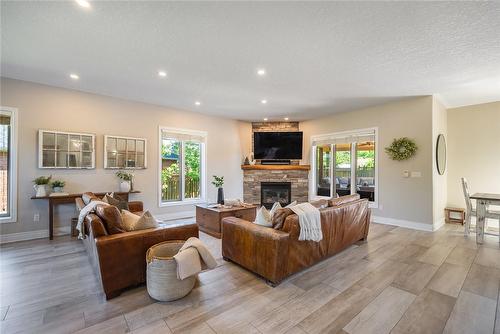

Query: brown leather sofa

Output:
[75, 194, 198, 299]
[221, 196, 370, 285]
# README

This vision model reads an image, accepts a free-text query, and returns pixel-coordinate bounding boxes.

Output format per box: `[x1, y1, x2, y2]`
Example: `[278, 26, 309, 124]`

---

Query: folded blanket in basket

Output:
[173, 237, 218, 280]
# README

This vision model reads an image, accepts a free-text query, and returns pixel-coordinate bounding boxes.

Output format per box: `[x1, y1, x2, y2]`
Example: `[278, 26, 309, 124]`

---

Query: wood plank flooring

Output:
[1, 222, 499, 334]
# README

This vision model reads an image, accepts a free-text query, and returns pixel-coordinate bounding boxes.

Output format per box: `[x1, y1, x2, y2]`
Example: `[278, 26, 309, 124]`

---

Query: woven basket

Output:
[146, 240, 196, 302]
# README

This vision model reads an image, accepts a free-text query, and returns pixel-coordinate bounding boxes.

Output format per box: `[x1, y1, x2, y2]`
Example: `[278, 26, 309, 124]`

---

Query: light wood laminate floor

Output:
[1, 222, 499, 334]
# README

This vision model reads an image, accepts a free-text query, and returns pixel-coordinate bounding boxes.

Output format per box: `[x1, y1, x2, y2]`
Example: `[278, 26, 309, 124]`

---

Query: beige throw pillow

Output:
[121, 210, 159, 231]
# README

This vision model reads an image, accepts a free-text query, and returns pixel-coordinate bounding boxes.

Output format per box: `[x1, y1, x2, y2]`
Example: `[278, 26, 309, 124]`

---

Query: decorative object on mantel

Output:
[249, 152, 256, 165]
[385, 137, 418, 161]
[33, 175, 52, 197]
[243, 156, 250, 165]
[116, 170, 134, 192]
[212, 175, 224, 205]
[51, 179, 66, 193]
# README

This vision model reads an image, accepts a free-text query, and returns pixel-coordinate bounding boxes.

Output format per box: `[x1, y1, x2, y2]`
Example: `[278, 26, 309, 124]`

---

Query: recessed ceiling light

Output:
[69, 73, 79, 80]
[257, 68, 266, 76]
[263, 118, 268, 121]
[75, 0, 91, 8]
[195, 101, 201, 106]
[261, 99, 267, 104]
[158, 70, 167, 77]
[284, 117, 289, 121]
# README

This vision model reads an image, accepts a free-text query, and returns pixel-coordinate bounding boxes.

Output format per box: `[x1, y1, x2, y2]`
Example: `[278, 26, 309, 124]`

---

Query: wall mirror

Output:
[436, 134, 446, 175]
[39, 130, 95, 169]
[104, 135, 147, 169]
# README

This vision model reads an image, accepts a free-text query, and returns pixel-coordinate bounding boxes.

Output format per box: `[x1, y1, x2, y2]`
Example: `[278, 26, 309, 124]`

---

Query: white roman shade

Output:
[312, 130, 375, 146]
[161, 130, 206, 143]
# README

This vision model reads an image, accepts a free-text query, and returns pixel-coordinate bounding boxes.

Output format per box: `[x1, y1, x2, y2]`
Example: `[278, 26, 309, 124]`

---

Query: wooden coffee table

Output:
[196, 204, 257, 238]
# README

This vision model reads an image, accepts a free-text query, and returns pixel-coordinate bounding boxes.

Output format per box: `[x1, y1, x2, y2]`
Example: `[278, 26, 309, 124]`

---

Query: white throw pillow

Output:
[269, 202, 282, 217]
[254, 206, 272, 227]
[286, 201, 297, 208]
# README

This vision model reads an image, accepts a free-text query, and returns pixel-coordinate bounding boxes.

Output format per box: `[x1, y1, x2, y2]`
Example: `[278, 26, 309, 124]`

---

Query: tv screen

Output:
[254, 132, 303, 160]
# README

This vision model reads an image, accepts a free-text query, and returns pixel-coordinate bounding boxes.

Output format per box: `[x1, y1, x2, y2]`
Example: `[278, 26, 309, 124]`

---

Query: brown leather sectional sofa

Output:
[221, 196, 370, 285]
[75, 195, 198, 299]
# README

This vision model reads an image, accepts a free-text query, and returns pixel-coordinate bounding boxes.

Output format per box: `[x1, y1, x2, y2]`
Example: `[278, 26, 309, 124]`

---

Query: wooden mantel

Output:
[241, 164, 310, 171]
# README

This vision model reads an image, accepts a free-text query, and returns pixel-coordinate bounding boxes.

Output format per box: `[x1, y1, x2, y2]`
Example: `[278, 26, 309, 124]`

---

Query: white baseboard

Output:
[433, 218, 445, 231]
[155, 210, 195, 222]
[372, 215, 435, 232]
[0, 229, 49, 244]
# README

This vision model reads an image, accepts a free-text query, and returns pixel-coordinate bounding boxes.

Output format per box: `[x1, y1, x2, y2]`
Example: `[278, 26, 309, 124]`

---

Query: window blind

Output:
[312, 130, 375, 146]
[161, 130, 205, 143]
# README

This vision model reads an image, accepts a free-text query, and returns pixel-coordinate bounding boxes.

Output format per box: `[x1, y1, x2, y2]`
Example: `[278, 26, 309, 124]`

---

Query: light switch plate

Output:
[411, 171, 422, 178]
[403, 170, 410, 178]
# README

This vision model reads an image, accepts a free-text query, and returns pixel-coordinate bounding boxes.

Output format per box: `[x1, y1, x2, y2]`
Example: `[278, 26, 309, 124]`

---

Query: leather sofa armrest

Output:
[128, 201, 143, 212]
[221, 217, 289, 284]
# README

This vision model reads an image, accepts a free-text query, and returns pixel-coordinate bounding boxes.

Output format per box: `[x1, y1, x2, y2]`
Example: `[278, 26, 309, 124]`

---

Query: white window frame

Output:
[1, 107, 18, 223]
[158, 126, 207, 207]
[104, 135, 147, 169]
[310, 127, 379, 209]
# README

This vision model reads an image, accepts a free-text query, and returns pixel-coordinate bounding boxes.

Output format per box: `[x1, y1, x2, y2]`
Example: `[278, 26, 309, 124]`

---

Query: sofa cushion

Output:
[328, 194, 360, 207]
[95, 204, 125, 234]
[310, 198, 329, 209]
[104, 194, 129, 211]
[272, 208, 294, 230]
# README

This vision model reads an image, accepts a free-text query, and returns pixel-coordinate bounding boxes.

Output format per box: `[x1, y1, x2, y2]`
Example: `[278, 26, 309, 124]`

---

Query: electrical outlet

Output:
[34, 213, 40, 222]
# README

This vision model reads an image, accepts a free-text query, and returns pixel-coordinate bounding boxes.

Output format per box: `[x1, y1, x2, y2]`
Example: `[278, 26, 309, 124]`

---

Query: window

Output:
[1, 107, 17, 223]
[104, 135, 147, 169]
[311, 128, 377, 206]
[38, 130, 95, 169]
[159, 127, 206, 206]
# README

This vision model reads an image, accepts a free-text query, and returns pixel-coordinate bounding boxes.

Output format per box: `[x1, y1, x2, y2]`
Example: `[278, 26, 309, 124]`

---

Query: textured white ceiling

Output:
[1, 1, 499, 121]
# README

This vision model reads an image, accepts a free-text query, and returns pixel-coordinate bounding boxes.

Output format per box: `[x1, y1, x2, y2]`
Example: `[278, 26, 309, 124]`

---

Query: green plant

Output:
[116, 170, 134, 181]
[385, 137, 418, 161]
[33, 175, 52, 185]
[212, 175, 224, 188]
[51, 180, 66, 188]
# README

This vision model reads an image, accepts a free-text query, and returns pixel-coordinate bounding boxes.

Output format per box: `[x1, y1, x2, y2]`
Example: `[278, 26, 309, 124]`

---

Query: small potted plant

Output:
[33, 175, 52, 197]
[116, 170, 133, 192]
[51, 180, 66, 193]
[212, 175, 224, 205]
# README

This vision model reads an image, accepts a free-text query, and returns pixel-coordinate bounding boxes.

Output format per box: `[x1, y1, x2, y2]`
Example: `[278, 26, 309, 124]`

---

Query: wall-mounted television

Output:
[254, 131, 303, 160]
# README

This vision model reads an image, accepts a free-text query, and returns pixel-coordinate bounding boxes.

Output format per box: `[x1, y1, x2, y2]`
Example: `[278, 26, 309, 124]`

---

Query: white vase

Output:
[34, 184, 47, 197]
[53, 187, 63, 193]
[119, 181, 131, 192]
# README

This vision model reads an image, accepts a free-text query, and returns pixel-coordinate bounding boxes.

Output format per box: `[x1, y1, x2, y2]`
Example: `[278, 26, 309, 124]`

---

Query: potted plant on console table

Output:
[33, 175, 52, 197]
[116, 170, 134, 192]
[212, 175, 224, 205]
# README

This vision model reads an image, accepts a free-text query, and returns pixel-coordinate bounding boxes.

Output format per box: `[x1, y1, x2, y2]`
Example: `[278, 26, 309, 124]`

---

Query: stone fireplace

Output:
[242, 165, 309, 206]
[260, 182, 291, 209]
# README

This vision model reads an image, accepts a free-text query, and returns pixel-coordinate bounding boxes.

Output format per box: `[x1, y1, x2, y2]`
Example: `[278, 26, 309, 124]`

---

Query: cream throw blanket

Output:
[289, 202, 323, 242]
[174, 237, 218, 280]
[76, 200, 108, 239]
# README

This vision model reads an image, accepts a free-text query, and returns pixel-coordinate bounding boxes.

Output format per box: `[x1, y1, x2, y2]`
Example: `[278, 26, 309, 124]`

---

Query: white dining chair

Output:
[461, 177, 500, 241]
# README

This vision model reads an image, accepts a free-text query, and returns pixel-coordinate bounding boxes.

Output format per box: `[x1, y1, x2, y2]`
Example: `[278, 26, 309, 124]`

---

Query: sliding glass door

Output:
[313, 129, 377, 205]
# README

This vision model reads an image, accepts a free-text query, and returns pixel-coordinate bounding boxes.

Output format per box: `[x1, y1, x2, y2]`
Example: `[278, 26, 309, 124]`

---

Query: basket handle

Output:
[146, 247, 153, 264]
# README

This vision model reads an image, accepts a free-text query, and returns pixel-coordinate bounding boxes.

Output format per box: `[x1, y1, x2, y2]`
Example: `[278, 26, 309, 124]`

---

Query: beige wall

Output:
[447, 101, 500, 208]
[300, 96, 435, 227]
[0, 78, 246, 236]
[432, 97, 448, 228]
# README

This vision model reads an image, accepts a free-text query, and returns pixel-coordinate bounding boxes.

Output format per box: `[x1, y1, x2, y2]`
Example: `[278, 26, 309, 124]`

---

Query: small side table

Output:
[444, 207, 465, 225]
[196, 204, 257, 239]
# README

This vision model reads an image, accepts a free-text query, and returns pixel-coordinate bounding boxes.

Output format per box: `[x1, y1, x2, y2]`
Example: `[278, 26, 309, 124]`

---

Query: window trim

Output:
[158, 126, 207, 207]
[310, 127, 379, 209]
[0, 106, 18, 223]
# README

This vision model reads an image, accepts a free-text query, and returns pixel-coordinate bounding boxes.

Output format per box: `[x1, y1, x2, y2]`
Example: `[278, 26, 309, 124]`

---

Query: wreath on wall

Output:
[385, 137, 418, 161]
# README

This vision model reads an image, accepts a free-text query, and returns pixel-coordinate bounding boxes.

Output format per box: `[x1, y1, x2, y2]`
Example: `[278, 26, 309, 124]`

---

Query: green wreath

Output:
[385, 137, 418, 161]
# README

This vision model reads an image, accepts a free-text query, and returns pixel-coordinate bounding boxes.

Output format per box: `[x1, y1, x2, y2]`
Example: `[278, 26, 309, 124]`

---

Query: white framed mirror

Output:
[104, 135, 147, 169]
[436, 134, 446, 175]
[38, 130, 95, 169]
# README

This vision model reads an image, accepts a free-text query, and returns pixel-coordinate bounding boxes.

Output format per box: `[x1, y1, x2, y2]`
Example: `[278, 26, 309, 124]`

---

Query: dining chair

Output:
[461, 177, 500, 241]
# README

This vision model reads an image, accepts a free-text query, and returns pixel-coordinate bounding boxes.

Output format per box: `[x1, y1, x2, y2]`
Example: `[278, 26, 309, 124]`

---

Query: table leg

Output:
[476, 200, 486, 244]
[49, 200, 54, 240]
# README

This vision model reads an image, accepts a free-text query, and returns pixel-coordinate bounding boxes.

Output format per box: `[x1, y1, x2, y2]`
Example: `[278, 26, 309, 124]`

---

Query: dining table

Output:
[469, 192, 500, 244]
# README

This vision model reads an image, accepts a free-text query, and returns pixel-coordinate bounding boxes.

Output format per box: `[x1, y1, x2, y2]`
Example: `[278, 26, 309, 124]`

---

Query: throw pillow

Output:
[105, 194, 129, 211]
[269, 202, 282, 217]
[121, 210, 159, 231]
[82, 192, 99, 205]
[310, 199, 329, 209]
[95, 204, 125, 234]
[328, 194, 360, 207]
[254, 206, 272, 227]
[286, 201, 297, 207]
[272, 208, 294, 230]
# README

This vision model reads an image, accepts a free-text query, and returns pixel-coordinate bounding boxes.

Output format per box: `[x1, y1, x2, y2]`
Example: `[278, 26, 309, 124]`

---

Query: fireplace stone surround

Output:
[242, 165, 309, 206]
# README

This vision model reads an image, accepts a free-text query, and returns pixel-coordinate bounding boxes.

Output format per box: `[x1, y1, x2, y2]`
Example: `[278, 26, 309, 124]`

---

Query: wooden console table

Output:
[31, 191, 140, 240]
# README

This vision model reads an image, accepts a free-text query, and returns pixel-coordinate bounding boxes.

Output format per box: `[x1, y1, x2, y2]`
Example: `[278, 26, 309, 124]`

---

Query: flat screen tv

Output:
[254, 132, 303, 160]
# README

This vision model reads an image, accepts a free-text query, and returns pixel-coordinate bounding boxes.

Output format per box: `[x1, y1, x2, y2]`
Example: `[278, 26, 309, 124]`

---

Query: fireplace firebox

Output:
[261, 182, 292, 209]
